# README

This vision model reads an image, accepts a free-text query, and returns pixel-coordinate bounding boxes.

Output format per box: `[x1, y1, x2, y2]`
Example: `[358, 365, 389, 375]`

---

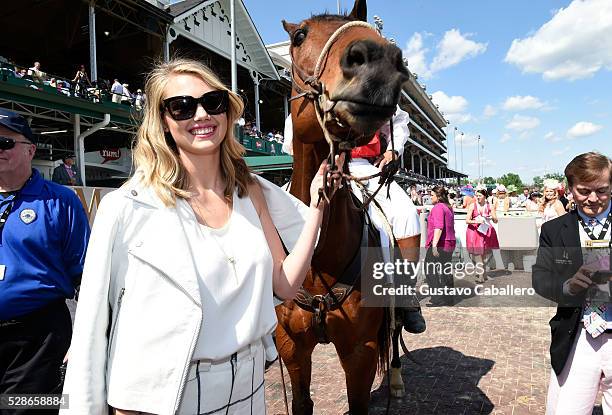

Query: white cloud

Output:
[567, 121, 603, 138]
[430, 29, 488, 73]
[505, 0, 612, 81]
[431, 91, 472, 124]
[505, 115, 541, 131]
[502, 95, 546, 111]
[403, 33, 431, 79]
[552, 146, 571, 156]
[544, 131, 564, 142]
[483, 105, 497, 118]
[403, 29, 487, 79]
[500, 133, 512, 143]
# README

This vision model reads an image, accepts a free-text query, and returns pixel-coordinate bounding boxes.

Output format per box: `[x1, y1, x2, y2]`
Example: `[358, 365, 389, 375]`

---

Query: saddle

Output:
[293, 192, 382, 344]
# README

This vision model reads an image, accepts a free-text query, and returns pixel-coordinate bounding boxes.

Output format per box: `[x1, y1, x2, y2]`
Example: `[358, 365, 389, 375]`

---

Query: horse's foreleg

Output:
[390, 327, 405, 398]
[336, 341, 379, 414]
[276, 323, 316, 415]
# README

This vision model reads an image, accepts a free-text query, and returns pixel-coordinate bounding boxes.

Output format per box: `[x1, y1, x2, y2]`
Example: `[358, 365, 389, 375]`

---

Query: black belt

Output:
[0, 299, 66, 327]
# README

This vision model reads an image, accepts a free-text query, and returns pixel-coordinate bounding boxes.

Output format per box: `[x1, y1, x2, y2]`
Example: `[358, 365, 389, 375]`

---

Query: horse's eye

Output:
[293, 29, 307, 46]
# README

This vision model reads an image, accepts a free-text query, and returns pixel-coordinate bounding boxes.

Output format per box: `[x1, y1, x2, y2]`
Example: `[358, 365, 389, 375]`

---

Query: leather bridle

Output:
[288, 20, 400, 206]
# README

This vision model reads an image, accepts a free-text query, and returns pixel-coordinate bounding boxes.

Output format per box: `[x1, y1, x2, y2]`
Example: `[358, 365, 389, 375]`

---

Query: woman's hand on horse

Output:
[310, 153, 346, 209]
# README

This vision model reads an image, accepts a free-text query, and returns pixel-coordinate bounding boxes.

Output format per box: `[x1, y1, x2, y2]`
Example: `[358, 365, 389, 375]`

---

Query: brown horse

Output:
[275, 1, 412, 413]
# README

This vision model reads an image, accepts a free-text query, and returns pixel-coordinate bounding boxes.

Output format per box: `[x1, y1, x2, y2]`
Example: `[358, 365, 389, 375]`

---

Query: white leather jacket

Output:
[61, 175, 308, 415]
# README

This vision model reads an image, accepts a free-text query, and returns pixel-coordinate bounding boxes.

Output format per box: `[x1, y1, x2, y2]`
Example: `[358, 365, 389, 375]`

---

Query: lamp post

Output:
[453, 126, 457, 170]
[337, 0, 341, 13]
[477, 134, 481, 184]
[460, 131, 464, 174]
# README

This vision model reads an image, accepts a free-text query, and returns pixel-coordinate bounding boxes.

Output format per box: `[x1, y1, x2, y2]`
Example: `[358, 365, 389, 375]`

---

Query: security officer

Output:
[0, 108, 90, 413]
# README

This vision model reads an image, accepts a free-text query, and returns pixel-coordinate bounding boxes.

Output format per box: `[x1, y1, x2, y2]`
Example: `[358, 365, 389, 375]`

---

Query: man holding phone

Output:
[533, 151, 612, 414]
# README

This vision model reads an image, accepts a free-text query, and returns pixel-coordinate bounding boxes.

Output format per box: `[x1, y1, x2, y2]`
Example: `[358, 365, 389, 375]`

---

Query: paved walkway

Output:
[264, 272, 604, 414]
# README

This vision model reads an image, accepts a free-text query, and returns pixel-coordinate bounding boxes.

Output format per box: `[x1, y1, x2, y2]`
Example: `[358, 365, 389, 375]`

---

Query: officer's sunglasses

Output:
[162, 90, 229, 121]
[0, 136, 33, 150]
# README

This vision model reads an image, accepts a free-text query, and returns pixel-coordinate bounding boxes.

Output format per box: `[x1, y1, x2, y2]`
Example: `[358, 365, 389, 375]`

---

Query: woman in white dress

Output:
[62, 58, 344, 415]
[540, 179, 566, 223]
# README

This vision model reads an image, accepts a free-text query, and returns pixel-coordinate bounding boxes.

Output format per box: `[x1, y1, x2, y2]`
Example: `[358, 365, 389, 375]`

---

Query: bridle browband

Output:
[288, 20, 400, 207]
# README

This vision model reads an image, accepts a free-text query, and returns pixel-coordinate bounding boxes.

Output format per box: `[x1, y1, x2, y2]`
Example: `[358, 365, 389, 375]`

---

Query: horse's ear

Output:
[282, 20, 299, 35]
[348, 0, 367, 21]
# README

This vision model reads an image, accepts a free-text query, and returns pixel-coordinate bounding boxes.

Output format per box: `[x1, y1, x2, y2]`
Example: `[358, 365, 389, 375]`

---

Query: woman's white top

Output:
[176, 192, 277, 361]
[542, 203, 559, 223]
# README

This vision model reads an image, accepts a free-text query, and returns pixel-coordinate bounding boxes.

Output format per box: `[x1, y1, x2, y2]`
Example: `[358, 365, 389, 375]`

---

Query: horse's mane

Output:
[309, 12, 353, 23]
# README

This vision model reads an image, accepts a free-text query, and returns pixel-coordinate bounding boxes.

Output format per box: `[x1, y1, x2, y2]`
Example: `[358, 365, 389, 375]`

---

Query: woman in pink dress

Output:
[466, 186, 499, 283]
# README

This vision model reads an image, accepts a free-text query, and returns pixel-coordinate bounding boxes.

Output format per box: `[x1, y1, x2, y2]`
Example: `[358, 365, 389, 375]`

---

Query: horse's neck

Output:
[291, 139, 363, 275]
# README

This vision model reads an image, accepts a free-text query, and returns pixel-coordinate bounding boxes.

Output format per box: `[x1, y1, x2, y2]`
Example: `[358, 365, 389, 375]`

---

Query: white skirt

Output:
[177, 340, 266, 415]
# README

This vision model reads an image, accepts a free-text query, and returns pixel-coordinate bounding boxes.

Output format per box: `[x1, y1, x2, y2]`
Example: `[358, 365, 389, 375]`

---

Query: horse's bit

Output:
[289, 20, 400, 207]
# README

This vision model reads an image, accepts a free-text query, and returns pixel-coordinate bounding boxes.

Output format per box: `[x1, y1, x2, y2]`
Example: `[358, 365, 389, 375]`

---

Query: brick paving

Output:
[264, 271, 604, 414]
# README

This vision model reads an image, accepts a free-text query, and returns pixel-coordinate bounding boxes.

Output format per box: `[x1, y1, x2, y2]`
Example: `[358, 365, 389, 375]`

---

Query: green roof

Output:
[245, 155, 293, 172]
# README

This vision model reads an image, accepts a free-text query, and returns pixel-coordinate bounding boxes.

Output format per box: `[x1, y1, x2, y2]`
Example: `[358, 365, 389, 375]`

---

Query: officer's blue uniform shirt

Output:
[0, 169, 90, 320]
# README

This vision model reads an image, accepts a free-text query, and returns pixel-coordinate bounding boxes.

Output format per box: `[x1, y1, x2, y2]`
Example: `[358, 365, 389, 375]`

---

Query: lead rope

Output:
[278, 357, 290, 414]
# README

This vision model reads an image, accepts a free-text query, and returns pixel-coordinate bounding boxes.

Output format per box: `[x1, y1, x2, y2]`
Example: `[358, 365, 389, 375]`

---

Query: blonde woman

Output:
[492, 184, 510, 212]
[61, 58, 343, 415]
[540, 179, 566, 223]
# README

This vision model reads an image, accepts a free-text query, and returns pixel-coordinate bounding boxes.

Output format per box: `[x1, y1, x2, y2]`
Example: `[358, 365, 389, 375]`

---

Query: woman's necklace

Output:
[189, 196, 238, 271]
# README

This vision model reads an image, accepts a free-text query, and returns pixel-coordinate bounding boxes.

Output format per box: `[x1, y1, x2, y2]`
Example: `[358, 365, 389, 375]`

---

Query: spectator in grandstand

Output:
[425, 186, 456, 306]
[135, 89, 145, 111]
[121, 83, 132, 105]
[465, 185, 499, 283]
[540, 179, 566, 223]
[52, 154, 82, 186]
[0, 108, 90, 404]
[27, 61, 46, 83]
[61, 58, 344, 415]
[72, 64, 91, 98]
[111, 79, 124, 103]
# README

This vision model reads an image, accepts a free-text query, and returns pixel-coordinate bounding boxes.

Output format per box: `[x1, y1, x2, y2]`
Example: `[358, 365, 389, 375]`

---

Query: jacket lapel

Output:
[124, 184, 202, 307]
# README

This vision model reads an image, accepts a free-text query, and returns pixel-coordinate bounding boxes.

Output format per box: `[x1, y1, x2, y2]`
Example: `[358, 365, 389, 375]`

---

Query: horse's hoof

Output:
[390, 385, 405, 398]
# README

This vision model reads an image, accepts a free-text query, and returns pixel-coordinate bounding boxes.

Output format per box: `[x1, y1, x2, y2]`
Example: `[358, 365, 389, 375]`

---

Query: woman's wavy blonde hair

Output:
[133, 58, 252, 206]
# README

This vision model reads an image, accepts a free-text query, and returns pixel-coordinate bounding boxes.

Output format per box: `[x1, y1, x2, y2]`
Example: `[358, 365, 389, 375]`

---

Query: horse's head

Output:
[284, 0, 409, 148]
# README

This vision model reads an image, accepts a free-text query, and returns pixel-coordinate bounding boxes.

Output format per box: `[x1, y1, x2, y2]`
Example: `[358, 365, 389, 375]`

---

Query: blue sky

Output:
[243, 0, 611, 183]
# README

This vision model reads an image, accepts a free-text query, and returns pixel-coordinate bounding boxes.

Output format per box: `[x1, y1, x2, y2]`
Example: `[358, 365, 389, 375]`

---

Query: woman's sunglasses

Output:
[162, 90, 229, 121]
[0, 136, 33, 150]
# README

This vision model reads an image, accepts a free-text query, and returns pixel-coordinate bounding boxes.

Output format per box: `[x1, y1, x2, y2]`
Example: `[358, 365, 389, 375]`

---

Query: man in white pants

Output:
[283, 106, 425, 333]
[533, 152, 612, 414]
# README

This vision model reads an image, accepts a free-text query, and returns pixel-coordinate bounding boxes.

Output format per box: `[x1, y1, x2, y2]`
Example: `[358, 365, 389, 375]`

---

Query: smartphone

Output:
[591, 270, 612, 284]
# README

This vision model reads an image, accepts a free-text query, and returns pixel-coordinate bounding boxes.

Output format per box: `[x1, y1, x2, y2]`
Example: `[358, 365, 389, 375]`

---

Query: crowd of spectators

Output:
[0, 56, 145, 110]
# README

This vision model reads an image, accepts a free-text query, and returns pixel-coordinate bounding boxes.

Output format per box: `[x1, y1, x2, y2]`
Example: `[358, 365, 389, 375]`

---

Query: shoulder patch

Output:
[19, 208, 37, 224]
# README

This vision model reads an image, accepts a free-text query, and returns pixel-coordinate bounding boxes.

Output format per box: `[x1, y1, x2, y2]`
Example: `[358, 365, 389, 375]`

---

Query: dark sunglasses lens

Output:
[201, 91, 228, 115]
[166, 97, 197, 121]
[0, 137, 16, 150]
